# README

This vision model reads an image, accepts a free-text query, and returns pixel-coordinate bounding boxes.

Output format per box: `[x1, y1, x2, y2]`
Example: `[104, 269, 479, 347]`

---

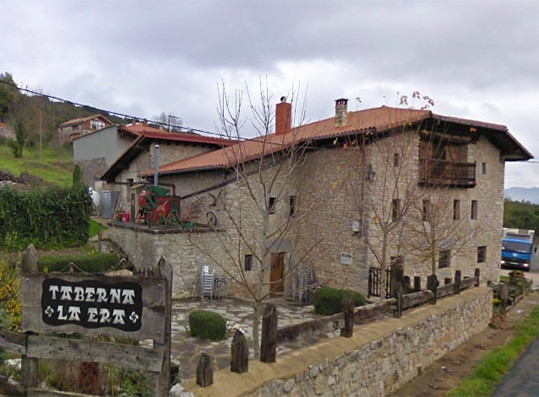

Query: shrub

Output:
[0, 184, 92, 251]
[189, 310, 227, 341]
[314, 286, 367, 315]
[0, 259, 21, 331]
[38, 253, 121, 273]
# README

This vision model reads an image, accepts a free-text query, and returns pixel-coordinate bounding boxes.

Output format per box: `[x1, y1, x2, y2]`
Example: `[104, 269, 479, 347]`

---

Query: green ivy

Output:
[0, 185, 92, 251]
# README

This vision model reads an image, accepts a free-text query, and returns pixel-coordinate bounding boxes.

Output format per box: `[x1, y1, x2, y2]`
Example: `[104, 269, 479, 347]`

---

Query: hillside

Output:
[504, 187, 539, 204]
[0, 143, 73, 187]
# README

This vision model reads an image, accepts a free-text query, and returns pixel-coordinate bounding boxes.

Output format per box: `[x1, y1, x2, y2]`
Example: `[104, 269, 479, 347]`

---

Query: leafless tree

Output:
[337, 93, 436, 295]
[187, 79, 323, 357]
[152, 111, 182, 132]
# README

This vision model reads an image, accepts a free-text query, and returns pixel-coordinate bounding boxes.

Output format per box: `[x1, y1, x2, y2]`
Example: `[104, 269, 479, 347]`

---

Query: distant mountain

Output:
[504, 187, 539, 204]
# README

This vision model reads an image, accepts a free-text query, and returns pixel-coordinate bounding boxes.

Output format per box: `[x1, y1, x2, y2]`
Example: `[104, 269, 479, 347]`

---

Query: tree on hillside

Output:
[0, 72, 18, 122]
[8, 117, 27, 158]
[504, 199, 539, 231]
[187, 81, 322, 357]
[152, 112, 183, 132]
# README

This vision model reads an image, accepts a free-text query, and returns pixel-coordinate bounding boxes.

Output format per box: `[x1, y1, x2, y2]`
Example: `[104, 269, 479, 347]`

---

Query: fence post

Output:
[474, 268, 481, 287]
[21, 245, 39, 392]
[499, 283, 509, 312]
[231, 330, 249, 373]
[196, 353, 213, 387]
[153, 256, 172, 396]
[260, 303, 277, 363]
[427, 274, 439, 304]
[413, 276, 421, 292]
[340, 293, 354, 337]
[392, 265, 403, 318]
[455, 270, 462, 294]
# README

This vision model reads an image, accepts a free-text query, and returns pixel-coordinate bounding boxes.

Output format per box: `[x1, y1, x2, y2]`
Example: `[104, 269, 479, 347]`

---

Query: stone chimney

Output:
[335, 98, 348, 126]
[275, 96, 291, 135]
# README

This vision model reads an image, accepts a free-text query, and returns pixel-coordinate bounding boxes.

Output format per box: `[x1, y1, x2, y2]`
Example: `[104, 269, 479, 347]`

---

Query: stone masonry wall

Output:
[184, 287, 492, 397]
[108, 131, 505, 299]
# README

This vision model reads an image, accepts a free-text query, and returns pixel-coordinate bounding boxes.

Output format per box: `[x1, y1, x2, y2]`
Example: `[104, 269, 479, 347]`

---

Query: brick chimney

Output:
[335, 98, 348, 126]
[275, 96, 291, 135]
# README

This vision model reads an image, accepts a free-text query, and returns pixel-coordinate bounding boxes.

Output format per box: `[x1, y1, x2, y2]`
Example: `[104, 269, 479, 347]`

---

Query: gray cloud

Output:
[1, 0, 538, 186]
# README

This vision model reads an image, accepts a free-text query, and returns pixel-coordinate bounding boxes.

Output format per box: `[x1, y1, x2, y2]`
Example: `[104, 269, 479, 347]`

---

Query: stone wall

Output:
[107, 130, 505, 299]
[183, 287, 492, 397]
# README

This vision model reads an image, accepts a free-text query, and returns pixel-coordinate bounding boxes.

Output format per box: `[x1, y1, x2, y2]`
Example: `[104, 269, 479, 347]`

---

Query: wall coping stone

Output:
[183, 287, 491, 396]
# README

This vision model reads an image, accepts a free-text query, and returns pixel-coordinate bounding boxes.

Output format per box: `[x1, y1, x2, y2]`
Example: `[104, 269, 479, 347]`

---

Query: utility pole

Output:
[39, 111, 43, 161]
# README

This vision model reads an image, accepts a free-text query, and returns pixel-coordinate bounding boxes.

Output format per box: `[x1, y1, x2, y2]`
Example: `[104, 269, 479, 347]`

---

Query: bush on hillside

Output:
[189, 310, 227, 341]
[314, 286, 367, 315]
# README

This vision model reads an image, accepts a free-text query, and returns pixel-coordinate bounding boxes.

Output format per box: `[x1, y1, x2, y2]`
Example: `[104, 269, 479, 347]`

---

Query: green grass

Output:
[448, 306, 539, 397]
[89, 219, 107, 238]
[0, 143, 73, 186]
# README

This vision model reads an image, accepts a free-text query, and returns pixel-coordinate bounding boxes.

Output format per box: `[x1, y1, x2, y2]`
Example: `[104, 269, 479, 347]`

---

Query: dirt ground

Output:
[390, 290, 539, 397]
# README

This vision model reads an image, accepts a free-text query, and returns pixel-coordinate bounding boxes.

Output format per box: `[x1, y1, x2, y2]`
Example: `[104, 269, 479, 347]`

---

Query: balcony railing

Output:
[418, 159, 476, 188]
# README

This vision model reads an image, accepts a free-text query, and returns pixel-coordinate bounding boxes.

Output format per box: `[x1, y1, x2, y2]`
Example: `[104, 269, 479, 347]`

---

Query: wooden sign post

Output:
[18, 245, 172, 396]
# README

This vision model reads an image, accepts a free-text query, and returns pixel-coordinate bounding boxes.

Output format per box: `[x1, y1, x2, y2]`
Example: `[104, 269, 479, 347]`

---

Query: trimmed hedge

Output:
[0, 184, 92, 251]
[38, 253, 121, 273]
[189, 310, 227, 341]
[314, 286, 367, 315]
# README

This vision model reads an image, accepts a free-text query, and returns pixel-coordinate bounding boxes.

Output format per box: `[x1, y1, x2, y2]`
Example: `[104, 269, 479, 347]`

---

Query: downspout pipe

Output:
[154, 144, 159, 187]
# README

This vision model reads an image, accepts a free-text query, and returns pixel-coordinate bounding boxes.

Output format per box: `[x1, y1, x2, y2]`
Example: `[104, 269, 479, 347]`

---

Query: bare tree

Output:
[403, 127, 482, 276]
[151, 112, 182, 132]
[404, 190, 481, 276]
[187, 80, 322, 357]
[337, 93, 436, 296]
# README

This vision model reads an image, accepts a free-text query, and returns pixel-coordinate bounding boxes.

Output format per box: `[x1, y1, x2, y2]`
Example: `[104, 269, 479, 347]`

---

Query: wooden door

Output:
[270, 253, 285, 297]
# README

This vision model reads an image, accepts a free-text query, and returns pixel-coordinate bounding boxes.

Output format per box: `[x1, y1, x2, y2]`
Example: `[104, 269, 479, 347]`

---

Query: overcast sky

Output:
[1, 0, 538, 188]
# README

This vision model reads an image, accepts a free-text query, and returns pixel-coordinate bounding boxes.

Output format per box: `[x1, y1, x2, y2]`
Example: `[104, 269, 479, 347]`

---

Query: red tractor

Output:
[137, 185, 181, 226]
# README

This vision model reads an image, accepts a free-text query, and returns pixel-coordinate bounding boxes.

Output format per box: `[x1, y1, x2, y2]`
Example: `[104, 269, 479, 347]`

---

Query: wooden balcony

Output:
[418, 159, 476, 188]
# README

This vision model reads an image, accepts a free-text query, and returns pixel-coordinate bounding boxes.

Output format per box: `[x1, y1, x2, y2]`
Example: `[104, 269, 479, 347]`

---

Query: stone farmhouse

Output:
[57, 114, 113, 144]
[107, 99, 532, 299]
[73, 122, 232, 194]
[101, 127, 234, 218]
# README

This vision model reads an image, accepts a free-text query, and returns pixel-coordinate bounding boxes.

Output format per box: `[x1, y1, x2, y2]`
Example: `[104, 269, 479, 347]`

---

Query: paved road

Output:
[492, 333, 539, 396]
[494, 254, 539, 396]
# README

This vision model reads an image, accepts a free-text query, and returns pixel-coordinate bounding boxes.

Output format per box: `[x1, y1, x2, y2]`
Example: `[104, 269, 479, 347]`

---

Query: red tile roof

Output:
[120, 124, 232, 146]
[142, 105, 532, 177]
[154, 107, 425, 175]
[101, 126, 235, 182]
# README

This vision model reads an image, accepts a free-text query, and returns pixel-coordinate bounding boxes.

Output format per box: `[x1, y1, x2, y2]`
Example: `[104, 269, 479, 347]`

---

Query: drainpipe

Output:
[154, 144, 159, 186]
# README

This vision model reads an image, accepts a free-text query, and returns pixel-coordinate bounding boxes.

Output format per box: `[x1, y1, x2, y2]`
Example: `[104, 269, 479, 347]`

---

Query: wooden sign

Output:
[22, 272, 167, 343]
[41, 278, 143, 332]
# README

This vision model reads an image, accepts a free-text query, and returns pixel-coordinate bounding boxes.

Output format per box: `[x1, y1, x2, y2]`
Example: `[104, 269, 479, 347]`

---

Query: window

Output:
[392, 199, 401, 222]
[453, 199, 460, 221]
[394, 153, 400, 168]
[477, 246, 487, 263]
[438, 249, 451, 269]
[471, 200, 478, 220]
[268, 197, 277, 214]
[422, 199, 431, 222]
[482, 162, 487, 174]
[90, 119, 105, 130]
[288, 195, 296, 217]
[244, 254, 253, 271]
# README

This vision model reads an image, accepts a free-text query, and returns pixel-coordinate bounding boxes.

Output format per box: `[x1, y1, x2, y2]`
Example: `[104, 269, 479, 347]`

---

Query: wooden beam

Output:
[26, 335, 164, 372]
